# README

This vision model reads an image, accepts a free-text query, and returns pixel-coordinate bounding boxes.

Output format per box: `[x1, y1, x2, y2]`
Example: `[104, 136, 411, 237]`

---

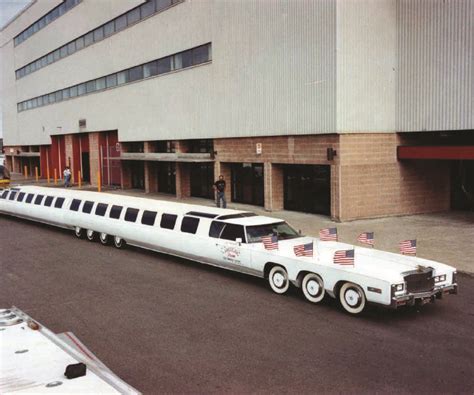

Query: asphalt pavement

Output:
[1, 215, 473, 394]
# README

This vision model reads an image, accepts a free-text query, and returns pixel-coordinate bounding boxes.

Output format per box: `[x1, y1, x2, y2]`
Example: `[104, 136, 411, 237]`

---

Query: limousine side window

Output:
[181, 216, 200, 234]
[141, 210, 157, 226]
[125, 207, 139, 222]
[17, 192, 26, 202]
[44, 196, 54, 207]
[34, 194, 44, 205]
[220, 223, 246, 242]
[70, 199, 81, 211]
[1, 191, 8, 199]
[95, 203, 108, 216]
[82, 200, 94, 214]
[209, 221, 226, 238]
[109, 205, 123, 219]
[9, 191, 17, 200]
[160, 213, 177, 230]
[25, 193, 34, 203]
[54, 197, 65, 208]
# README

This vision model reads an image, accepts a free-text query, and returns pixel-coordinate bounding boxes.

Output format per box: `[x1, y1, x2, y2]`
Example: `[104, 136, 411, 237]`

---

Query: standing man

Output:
[214, 175, 227, 208]
[63, 166, 71, 188]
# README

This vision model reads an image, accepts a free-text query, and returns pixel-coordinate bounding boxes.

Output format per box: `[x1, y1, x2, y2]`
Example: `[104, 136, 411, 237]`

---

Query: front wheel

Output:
[339, 282, 366, 315]
[113, 236, 126, 249]
[268, 266, 289, 294]
[302, 273, 325, 303]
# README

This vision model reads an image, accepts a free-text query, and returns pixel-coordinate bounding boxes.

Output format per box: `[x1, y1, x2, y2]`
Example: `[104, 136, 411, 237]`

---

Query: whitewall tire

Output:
[113, 236, 125, 249]
[99, 233, 109, 245]
[74, 227, 84, 239]
[268, 266, 290, 294]
[86, 229, 96, 242]
[339, 282, 366, 315]
[302, 273, 325, 303]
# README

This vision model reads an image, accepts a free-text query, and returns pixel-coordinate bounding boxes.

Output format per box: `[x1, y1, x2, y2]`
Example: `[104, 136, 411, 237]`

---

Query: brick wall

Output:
[64, 135, 74, 182]
[214, 135, 339, 165]
[264, 162, 284, 211]
[338, 133, 450, 220]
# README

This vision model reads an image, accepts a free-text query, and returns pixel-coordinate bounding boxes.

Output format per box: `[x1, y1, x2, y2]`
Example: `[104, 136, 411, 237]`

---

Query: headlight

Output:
[434, 274, 447, 283]
[392, 283, 404, 292]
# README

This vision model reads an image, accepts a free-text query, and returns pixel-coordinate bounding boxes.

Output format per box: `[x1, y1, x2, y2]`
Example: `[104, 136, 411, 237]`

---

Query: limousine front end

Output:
[389, 267, 458, 309]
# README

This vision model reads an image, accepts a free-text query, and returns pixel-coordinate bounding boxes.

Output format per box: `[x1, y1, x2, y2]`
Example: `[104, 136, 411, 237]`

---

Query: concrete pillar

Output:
[65, 135, 74, 182]
[144, 162, 158, 193]
[176, 162, 190, 199]
[264, 162, 284, 211]
[89, 132, 100, 186]
[214, 161, 232, 204]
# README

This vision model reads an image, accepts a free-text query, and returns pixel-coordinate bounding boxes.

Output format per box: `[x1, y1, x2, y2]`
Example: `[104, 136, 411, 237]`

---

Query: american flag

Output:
[293, 242, 314, 257]
[357, 232, 374, 246]
[262, 235, 278, 250]
[399, 239, 416, 255]
[333, 249, 355, 265]
[319, 227, 338, 241]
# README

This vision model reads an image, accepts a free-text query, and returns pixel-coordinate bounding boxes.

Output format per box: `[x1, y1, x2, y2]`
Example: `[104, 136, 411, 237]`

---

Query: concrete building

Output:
[1, 0, 473, 221]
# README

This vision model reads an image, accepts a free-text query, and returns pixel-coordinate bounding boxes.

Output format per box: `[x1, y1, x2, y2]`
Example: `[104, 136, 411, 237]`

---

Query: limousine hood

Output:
[274, 237, 455, 282]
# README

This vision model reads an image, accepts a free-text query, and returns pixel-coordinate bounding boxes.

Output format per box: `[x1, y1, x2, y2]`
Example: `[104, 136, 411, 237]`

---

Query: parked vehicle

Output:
[0, 186, 458, 315]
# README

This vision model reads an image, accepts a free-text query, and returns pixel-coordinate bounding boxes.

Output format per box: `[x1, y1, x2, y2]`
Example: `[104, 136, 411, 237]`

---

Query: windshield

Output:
[246, 222, 301, 243]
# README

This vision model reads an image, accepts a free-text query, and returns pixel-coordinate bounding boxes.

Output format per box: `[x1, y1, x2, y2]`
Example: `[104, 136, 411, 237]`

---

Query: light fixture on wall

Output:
[327, 147, 337, 161]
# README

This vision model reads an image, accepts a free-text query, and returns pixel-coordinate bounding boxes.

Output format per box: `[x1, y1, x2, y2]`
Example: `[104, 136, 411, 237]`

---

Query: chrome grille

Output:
[404, 267, 434, 293]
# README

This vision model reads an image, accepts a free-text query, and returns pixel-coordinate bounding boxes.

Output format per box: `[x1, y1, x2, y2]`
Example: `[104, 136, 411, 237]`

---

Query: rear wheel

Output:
[268, 266, 289, 294]
[113, 236, 125, 249]
[74, 227, 84, 239]
[99, 233, 109, 245]
[339, 282, 366, 315]
[302, 273, 325, 303]
[86, 229, 96, 242]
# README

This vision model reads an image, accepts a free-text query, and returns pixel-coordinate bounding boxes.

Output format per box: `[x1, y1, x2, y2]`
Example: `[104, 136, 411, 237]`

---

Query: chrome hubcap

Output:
[345, 289, 360, 307]
[307, 279, 320, 296]
[273, 272, 285, 287]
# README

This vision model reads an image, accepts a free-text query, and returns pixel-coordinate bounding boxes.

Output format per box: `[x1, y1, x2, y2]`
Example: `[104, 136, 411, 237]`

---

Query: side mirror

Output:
[236, 238, 242, 245]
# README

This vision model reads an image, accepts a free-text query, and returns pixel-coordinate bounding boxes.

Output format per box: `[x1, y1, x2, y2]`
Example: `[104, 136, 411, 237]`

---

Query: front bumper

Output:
[390, 283, 458, 309]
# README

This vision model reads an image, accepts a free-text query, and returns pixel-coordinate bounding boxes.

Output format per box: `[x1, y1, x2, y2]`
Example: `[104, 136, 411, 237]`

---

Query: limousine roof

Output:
[10, 185, 260, 220]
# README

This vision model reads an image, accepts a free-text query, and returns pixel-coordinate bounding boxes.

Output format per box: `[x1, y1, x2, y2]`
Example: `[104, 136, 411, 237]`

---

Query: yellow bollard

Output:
[24, 165, 28, 178]
[97, 171, 101, 192]
[78, 171, 82, 188]
[54, 168, 58, 185]
[35, 167, 39, 182]
[47, 166, 50, 184]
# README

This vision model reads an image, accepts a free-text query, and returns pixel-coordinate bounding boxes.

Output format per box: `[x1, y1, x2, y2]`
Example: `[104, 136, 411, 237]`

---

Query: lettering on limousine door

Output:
[219, 242, 241, 265]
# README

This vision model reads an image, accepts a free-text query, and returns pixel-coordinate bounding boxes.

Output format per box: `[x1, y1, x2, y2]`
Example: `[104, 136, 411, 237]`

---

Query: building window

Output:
[181, 216, 200, 234]
[160, 213, 177, 230]
[17, 43, 212, 111]
[14, 0, 83, 47]
[141, 210, 157, 226]
[126, 8, 140, 25]
[125, 207, 140, 222]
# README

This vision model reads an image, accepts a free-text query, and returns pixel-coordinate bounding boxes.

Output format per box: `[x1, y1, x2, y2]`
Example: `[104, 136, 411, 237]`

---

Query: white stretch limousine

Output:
[0, 186, 458, 315]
